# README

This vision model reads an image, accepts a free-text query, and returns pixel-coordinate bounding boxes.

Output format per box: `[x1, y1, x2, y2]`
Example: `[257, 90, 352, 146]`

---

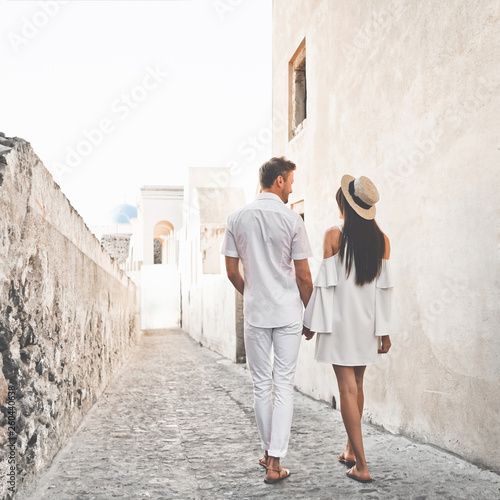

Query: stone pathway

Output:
[18, 329, 500, 499]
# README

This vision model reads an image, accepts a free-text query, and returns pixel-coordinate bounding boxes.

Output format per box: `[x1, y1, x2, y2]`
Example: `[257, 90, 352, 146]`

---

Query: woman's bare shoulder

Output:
[323, 226, 342, 257]
[324, 225, 342, 238]
[383, 233, 391, 259]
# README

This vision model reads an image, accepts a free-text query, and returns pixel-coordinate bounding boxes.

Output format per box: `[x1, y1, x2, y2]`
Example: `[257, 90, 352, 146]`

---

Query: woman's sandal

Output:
[258, 455, 268, 468]
[264, 466, 291, 484]
[338, 453, 356, 468]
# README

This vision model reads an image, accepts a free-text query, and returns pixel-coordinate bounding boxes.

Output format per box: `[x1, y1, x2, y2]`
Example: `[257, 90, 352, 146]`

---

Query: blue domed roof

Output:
[111, 204, 137, 224]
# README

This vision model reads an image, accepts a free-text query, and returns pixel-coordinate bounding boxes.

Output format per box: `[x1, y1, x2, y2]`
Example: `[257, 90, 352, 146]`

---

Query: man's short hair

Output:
[259, 157, 296, 189]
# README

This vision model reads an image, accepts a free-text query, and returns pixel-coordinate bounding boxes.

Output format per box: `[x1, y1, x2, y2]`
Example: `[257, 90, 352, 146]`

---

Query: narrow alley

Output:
[18, 330, 500, 500]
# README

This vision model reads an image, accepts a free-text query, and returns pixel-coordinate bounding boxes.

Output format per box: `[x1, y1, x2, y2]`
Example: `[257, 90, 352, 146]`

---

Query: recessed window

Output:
[291, 199, 305, 221]
[289, 39, 307, 140]
[153, 238, 162, 264]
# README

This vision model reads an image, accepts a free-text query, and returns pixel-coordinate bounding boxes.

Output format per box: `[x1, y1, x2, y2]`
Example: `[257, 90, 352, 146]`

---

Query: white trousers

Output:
[244, 320, 302, 458]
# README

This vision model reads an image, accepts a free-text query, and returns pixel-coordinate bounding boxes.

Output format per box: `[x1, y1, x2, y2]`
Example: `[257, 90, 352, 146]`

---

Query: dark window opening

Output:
[153, 238, 162, 264]
[289, 39, 307, 140]
[291, 199, 305, 221]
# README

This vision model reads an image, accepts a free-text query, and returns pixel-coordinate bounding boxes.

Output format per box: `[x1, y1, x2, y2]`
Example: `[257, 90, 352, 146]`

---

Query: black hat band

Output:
[348, 180, 372, 210]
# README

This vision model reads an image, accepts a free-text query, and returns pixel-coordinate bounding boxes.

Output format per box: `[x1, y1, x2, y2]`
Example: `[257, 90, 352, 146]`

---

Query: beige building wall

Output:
[272, 0, 500, 470]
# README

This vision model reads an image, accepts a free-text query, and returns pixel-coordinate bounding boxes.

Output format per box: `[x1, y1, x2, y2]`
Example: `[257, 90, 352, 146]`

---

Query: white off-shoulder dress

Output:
[303, 251, 394, 366]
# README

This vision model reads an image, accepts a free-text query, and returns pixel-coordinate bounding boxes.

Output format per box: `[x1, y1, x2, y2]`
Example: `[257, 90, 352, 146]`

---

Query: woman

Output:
[303, 174, 394, 484]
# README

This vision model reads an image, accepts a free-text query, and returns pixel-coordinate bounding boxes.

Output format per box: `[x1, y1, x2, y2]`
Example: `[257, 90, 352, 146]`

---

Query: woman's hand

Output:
[378, 335, 392, 354]
[302, 326, 315, 340]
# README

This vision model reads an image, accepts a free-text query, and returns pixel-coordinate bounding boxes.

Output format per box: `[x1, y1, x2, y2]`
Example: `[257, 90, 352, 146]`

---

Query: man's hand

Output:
[378, 335, 392, 354]
[302, 325, 315, 340]
[294, 259, 313, 307]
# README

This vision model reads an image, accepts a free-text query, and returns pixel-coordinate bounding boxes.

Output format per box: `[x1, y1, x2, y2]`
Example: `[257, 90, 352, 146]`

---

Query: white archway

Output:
[153, 220, 175, 265]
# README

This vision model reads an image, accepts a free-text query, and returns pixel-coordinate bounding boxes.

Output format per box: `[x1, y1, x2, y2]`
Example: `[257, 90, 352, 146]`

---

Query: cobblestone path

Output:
[19, 329, 500, 499]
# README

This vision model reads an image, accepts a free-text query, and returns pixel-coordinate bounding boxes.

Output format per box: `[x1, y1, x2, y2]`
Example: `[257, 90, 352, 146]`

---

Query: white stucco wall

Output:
[180, 169, 246, 362]
[273, 0, 500, 470]
[201, 276, 238, 361]
[140, 264, 180, 330]
[140, 186, 183, 266]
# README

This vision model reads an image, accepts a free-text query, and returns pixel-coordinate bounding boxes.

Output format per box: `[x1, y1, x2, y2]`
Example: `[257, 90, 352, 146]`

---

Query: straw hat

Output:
[340, 174, 379, 220]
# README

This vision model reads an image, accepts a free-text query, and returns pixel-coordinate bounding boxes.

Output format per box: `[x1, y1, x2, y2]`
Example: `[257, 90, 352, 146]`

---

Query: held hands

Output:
[378, 335, 392, 354]
[302, 325, 315, 340]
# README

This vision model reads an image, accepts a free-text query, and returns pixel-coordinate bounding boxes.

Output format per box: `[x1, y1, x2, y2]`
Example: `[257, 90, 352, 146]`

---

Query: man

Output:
[221, 156, 313, 484]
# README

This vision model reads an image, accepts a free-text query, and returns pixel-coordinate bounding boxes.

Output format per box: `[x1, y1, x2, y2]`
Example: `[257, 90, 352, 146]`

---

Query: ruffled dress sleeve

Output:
[303, 256, 338, 333]
[375, 259, 395, 336]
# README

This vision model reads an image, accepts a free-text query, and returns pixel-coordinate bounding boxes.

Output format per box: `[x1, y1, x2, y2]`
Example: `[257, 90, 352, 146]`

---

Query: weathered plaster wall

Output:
[0, 135, 140, 498]
[180, 169, 245, 362]
[273, 0, 500, 471]
[187, 275, 242, 362]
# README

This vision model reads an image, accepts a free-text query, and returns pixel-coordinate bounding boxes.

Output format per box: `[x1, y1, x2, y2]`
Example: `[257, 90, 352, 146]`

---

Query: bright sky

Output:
[1, 0, 272, 228]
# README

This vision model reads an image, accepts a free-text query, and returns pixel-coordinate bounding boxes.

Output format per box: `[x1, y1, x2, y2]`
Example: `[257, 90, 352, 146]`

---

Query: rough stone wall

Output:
[273, 0, 500, 471]
[100, 233, 131, 265]
[0, 134, 140, 498]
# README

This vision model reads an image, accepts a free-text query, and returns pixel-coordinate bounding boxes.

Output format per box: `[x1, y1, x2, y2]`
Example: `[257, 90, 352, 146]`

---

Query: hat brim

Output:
[340, 174, 376, 220]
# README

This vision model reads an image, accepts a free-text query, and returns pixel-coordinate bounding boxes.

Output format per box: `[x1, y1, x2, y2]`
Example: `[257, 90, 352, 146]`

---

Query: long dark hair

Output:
[335, 187, 385, 285]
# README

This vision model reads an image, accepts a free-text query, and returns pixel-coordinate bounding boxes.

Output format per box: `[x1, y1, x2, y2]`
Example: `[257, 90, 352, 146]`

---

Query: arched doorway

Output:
[153, 220, 175, 265]
[142, 219, 180, 329]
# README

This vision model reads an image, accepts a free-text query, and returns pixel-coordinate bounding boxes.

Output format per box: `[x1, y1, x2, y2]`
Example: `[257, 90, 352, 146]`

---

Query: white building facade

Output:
[272, 0, 500, 471]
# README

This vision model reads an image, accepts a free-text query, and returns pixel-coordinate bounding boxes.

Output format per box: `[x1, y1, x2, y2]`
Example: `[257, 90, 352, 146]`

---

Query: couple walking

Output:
[221, 157, 394, 485]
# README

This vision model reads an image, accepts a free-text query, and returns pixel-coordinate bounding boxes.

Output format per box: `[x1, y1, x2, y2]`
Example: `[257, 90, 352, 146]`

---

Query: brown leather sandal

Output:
[258, 455, 268, 468]
[264, 466, 291, 484]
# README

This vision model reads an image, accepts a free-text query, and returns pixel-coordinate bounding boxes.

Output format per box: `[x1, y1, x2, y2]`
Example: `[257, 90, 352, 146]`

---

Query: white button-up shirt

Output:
[221, 192, 312, 328]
